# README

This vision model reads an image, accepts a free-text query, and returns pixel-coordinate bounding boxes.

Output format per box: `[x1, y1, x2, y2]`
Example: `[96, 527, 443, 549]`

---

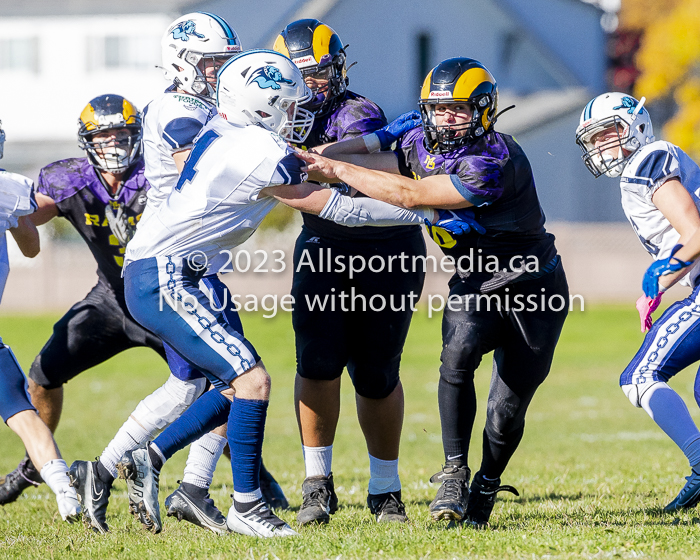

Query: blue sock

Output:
[152, 389, 231, 460]
[228, 397, 268, 494]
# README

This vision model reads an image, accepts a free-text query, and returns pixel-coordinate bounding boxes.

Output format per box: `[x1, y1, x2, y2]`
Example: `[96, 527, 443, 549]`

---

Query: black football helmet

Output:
[419, 58, 499, 154]
[78, 94, 142, 173]
[273, 19, 348, 115]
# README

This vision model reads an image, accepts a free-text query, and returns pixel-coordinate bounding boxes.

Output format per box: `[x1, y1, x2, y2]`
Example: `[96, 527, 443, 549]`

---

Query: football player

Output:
[0, 94, 213, 535]
[273, 18, 427, 525]
[576, 92, 700, 513]
[115, 49, 471, 538]
[68, 13, 287, 536]
[299, 57, 570, 528]
[0, 121, 81, 522]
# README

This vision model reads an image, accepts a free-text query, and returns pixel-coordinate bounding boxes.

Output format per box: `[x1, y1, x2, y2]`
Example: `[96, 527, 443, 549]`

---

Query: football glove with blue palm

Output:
[370, 111, 422, 152]
[426, 208, 485, 237]
[642, 244, 693, 299]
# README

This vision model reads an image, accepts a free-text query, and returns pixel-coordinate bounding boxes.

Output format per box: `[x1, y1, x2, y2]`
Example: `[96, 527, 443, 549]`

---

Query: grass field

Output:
[1, 306, 700, 559]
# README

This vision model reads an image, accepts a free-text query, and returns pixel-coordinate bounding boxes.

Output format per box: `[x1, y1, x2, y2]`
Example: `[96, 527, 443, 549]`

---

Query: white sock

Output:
[302, 445, 333, 478]
[40, 459, 76, 499]
[99, 416, 151, 478]
[641, 383, 700, 458]
[367, 454, 401, 495]
[183, 433, 227, 488]
[234, 488, 263, 504]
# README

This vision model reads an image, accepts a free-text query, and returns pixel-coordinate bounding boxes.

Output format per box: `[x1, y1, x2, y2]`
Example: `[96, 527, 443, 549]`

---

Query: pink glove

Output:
[636, 294, 662, 333]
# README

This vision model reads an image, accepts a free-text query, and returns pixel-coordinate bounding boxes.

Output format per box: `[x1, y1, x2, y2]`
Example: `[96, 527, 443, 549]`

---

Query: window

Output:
[87, 36, 159, 71]
[0, 37, 39, 73]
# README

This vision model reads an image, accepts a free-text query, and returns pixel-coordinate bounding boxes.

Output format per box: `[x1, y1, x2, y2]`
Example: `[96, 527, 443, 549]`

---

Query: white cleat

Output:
[57, 489, 82, 523]
[226, 501, 298, 538]
[117, 448, 162, 534]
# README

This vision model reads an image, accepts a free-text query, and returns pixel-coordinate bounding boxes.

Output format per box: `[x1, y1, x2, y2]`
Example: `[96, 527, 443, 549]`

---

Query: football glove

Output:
[105, 205, 136, 247]
[426, 208, 486, 237]
[372, 111, 422, 151]
[636, 293, 662, 333]
[642, 244, 693, 299]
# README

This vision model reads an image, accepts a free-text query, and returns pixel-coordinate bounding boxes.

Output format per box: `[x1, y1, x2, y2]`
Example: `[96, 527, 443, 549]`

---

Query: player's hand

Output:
[296, 150, 339, 181]
[642, 244, 693, 299]
[105, 205, 135, 247]
[374, 111, 422, 150]
[426, 208, 486, 236]
[636, 293, 662, 333]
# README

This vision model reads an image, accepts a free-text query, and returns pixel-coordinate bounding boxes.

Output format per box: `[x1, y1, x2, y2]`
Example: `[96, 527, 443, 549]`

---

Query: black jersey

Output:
[396, 127, 557, 290]
[296, 91, 417, 240]
[36, 158, 149, 293]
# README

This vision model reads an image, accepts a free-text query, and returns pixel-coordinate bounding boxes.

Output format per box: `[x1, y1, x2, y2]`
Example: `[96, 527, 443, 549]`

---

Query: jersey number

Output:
[175, 129, 221, 192]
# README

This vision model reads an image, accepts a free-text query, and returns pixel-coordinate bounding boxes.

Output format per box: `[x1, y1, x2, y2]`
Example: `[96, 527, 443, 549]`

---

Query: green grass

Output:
[1, 306, 700, 559]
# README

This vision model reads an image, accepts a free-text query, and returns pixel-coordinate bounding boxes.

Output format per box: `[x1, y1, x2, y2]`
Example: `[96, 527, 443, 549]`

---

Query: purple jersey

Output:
[298, 91, 416, 240]
[396, 128, 557, 289]
[37, 158, 149, 292]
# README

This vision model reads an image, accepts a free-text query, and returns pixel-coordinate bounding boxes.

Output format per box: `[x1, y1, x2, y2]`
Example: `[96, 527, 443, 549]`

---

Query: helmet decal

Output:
[613, 96, 643, 114]
[247, 66, 295, 90]
[171, 21, 205, 42]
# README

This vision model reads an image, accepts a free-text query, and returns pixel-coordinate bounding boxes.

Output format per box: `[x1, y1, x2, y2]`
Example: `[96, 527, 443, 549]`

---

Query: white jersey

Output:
[620, 140, 700, 287]
[0, 169, 35, 303]
[141, 89, 215, 217]
[125, 114, 306, 272]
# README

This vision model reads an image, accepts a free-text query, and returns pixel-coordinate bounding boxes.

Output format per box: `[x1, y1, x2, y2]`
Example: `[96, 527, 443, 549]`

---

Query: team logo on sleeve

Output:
[247, 66, 294, 90]
[613, 96, 643, 114]
[171, 21, 205, 41]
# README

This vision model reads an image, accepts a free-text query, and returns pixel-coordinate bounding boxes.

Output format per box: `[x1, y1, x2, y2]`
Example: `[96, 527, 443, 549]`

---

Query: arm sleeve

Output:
[450, 155, 506, 207]
[162, 117, 205, 152]
[621, 149, 680, 201]
[319, 188, 431, 227]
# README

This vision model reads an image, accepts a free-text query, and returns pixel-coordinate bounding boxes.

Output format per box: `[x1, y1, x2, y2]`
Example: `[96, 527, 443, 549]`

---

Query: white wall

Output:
[0, 14, 172, 142]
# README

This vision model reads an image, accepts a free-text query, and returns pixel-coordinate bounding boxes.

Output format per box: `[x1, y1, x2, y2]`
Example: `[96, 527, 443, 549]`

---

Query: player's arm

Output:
[9, 215, 40, 258]
[30, 192, 59, 226]
[260, 181, 436, 226]
[298, 150, 473, 209]
[172, 149, 191, 174]
[651, 178, 700, 289]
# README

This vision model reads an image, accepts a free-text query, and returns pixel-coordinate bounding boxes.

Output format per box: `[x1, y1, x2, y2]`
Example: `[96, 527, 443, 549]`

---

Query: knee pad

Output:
[621, 381, 666, 408]
[131, 374, 207, 433]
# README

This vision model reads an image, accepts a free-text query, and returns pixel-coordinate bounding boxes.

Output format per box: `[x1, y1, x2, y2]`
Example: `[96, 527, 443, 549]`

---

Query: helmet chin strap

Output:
[602, 146, 625, 178]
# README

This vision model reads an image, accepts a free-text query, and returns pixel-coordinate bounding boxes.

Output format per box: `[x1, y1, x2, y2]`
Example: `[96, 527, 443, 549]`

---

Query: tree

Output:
[621, 0, 700, 158]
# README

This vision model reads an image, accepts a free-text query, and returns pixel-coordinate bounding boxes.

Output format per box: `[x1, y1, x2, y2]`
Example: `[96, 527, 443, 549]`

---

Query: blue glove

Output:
[426, 208, 486, 236]
[642, 244, 693, 298]
[374, 110, 422, 150]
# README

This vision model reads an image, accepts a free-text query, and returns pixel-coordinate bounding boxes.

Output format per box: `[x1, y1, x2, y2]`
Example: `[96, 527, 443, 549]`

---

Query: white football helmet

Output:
[575, 92, 655, 178]
[216, 49, 314, 143]
[161, 12, 242, 101]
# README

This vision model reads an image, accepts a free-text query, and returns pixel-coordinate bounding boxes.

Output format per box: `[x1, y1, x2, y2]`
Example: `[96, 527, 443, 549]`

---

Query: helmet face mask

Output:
[216, 50, 315, 143]
[575, 92, 654, 178]
[78, 94, 142, 174]
[419, 58, 498, 155]
[162, 12, 242, 102]
[273, 19, 348, 116]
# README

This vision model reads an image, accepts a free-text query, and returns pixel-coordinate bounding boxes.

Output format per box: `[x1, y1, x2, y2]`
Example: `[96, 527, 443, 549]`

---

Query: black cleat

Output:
[429, 463, 471, 522]
[68, 460, 112, 534]
[260, 461, 289, 511]
[296, 473, 338, 525]
[0, 456, 42, 505]
[367, 490, 408, 523]
[465, 471, 519, 528]
[165, 481, 228, 535]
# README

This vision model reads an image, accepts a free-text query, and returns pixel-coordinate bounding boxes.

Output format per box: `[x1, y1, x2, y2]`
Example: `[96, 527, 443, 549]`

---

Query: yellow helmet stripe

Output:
[420, 69, 435, 99]
[453, 67, 494, 99]
[312, 24, 336, 63]
[122, 99, 138, 125]
[273, 34, 290, 58]
[80, 103, 98, 131]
